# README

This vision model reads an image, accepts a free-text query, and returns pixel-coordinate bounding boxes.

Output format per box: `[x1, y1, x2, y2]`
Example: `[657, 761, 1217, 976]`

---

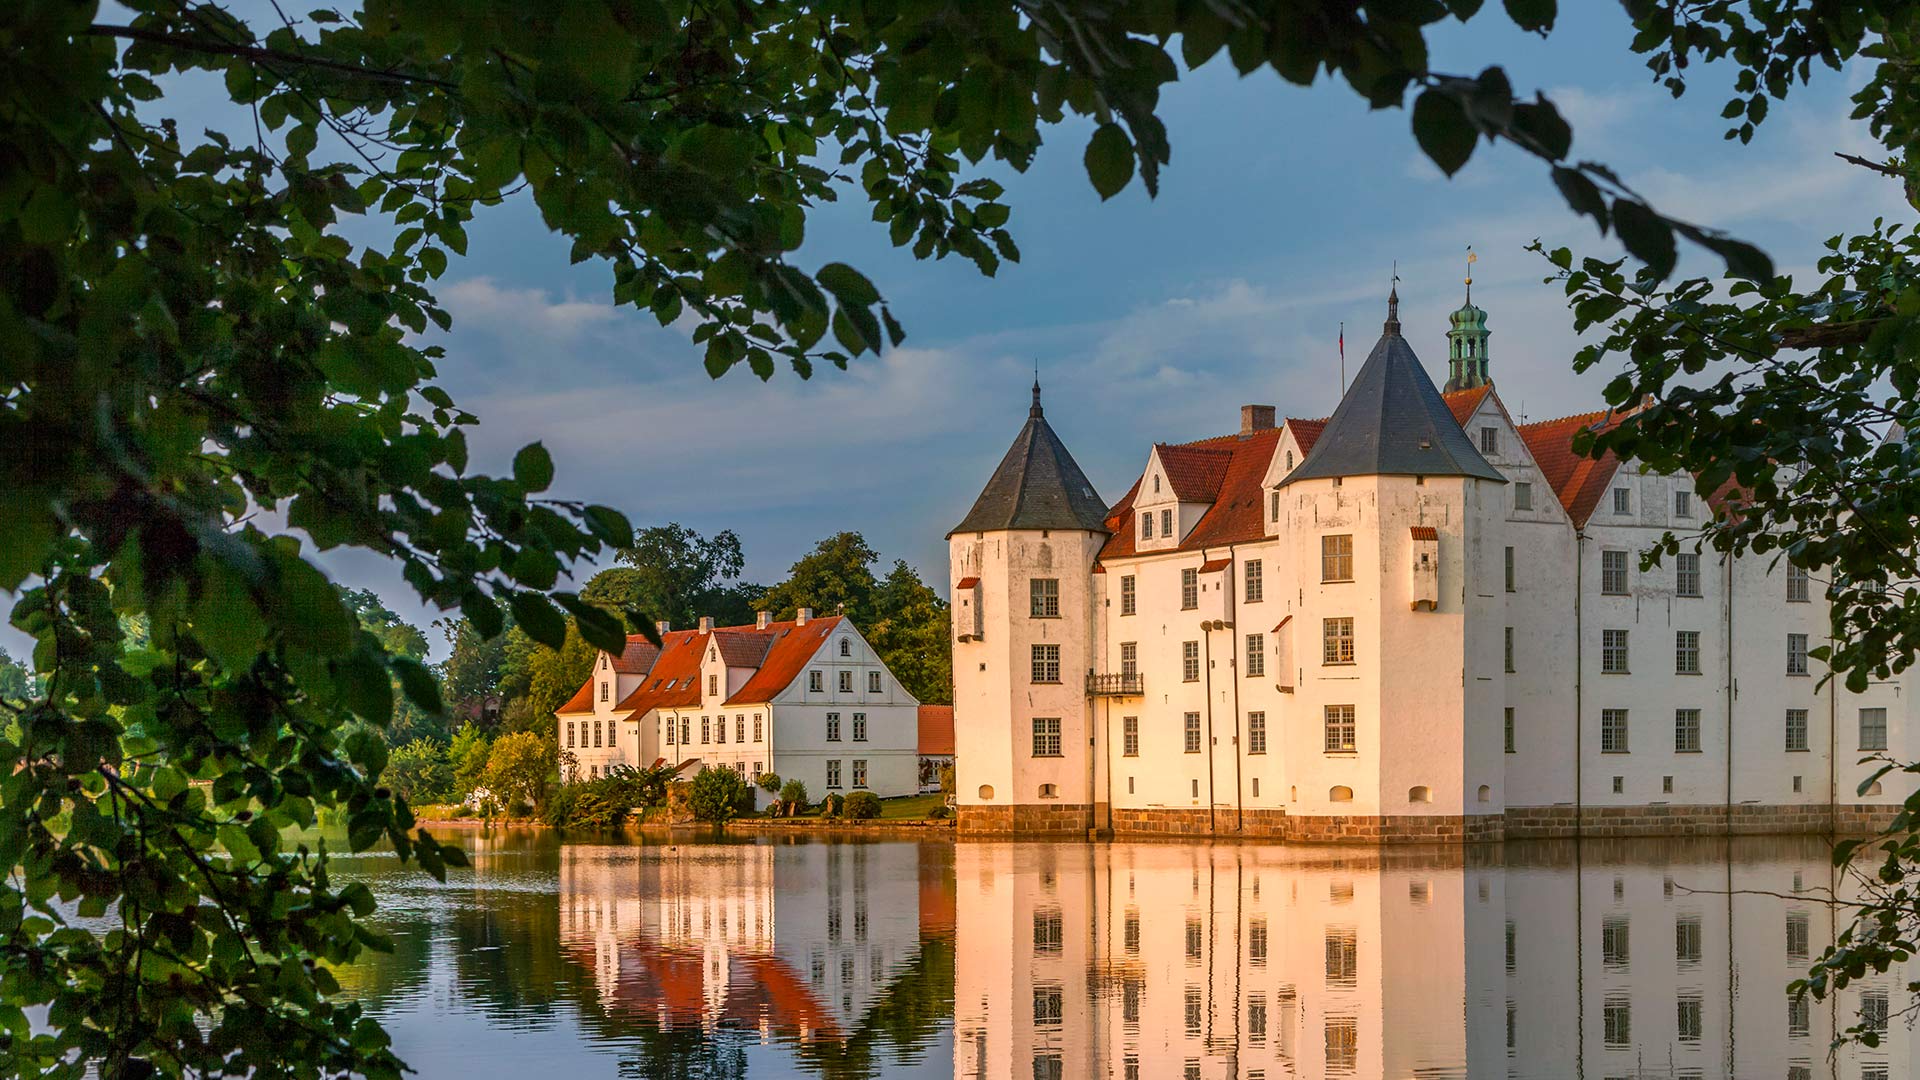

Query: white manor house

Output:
[947, 283, 1917, 841]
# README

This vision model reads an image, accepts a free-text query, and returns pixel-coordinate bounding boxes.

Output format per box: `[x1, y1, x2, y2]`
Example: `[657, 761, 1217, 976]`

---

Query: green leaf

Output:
[815, 262, 880, 307]
[509, 591, 567, 649]
[1511, 98, 1572, 160]
[581, 505, 633, 547]
[513, 442, 554, 492]
[335, 648, 395, 725]
[1413, 90, 1476, 177]
[1611, 199, 1677, 279]
[1503, 0, 1556, 32]
[1084, 123, 1134, 201]
[391, 657, 443, 713]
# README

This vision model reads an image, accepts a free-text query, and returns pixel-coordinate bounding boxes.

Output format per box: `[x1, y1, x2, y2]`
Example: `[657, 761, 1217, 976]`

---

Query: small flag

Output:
[1338, 324, 1344, 360]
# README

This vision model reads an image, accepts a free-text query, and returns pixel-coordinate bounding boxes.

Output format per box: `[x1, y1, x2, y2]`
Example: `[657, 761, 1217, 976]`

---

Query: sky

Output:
[52, 5, 1918, 660]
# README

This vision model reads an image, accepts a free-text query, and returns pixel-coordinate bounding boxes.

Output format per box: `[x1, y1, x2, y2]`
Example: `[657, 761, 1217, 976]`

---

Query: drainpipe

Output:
[1724, 553, 1734, 835]
[1201, 626, 1217, 834]
[1575, 530, 1586, 839]
[1828, 623, 1838, 835]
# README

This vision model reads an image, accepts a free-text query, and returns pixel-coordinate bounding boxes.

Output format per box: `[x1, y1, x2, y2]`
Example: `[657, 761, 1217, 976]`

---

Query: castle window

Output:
[1478, 784, 1492, 803]
[1032, 717, 1062, 757]
[1184, 712, 1202, 753]
[1030, 577, 1060, 618]
[1182, 640, 1200, 682]
[1786, 563, 1811, 602]
[1602, 629, 1630, 673]
[839, 670, 853, 692]
[1120, 574, 1136, 615]
[1513, 481, 1533, 511]
[1675, 708, 1701, 752]
[1324, 705, 1356, 753]
[1141, 512, 1154, 539]
[1322, 618, 1355, 665]
[1860, 707, 1888, 751]
[1245, 633, 1266, 677]
[1504, 546, 1515, 592]
[1676, 552, 1702, 596]
[1504, 707, 1516, 753]
[1675, 630, 1701, 675]
[1123, 716, 1139, 757]
[1120, 641, 1137, 676]
[1181, 568, 1198, 609]
[1248, 711, 1267, 754]
[1480, 426, 1499, 454]
[1031, 644, 1061, 683]
[1785, 708, 1808, 751]
[867, 670, 881, 693]
[1161, 508, 1173, 538]
[1601, 709, 1629, 753]
[1321, 535, 1354, 582]
[1786, 633, 1809, 676]
[1613, 487, 1631, 515]
[826, 712, 841, 741]
[1601, 549, 1629, 594]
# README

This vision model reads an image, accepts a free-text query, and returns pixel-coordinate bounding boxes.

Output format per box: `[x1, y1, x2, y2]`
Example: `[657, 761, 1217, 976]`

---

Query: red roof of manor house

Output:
[555, 616, 847, 719]
[917, 705, 954, 756]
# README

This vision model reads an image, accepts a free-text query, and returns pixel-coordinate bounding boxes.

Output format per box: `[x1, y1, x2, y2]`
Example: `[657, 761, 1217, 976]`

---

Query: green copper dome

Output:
[1443, 287, 1491, 392]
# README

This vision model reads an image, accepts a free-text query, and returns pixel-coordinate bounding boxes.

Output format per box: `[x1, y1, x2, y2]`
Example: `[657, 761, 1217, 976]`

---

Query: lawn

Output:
[877, 793, 948, 819]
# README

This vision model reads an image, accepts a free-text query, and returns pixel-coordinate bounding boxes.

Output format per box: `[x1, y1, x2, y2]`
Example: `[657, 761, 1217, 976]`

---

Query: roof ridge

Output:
[1518, 406, 1618, 432]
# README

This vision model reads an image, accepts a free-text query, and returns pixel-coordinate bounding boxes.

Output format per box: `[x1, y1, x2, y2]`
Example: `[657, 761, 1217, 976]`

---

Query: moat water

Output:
[333, 829, 1913, 1079]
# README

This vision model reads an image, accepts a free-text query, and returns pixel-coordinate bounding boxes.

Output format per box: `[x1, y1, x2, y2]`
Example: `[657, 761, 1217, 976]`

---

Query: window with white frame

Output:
[840, 638, 851, 657]
[1323, 617, 1355, 664]
[1032, 717, 1062, 757]
[708, 673, 719, 696]
[838, 670, 853, 692]
[825, 712, 840, 741]
[1270, 489, 1281, 522]
[1480, 426, 1499, 454]
[1786, 564, 1811, 603]
[1513, 481, 1533, 511]
[700, 716, 710, 743]
[1122, 716, 1139, 757]
[1120, 641, 1137, 676]
[1031, 643, 1061, 683]
[1181, 568, 1198, 609]
[1785, 708, 1808, 752]
[735, 715, 745, 743]
[1184, 712, 1201, 753]
[1121, 575, 1136, 615]
[1676, 552, 1702, 597]
[1675, 490, 1692, 518]
[1860, 707, 1888, 751]
[851, 712, 866, 741]
[851, 759, 867, 788]
[1675, 708, 1701, 752]
[1613, 486, 1631, 515]
[1182, 641, 1199, 682]
[1324, 705, 1356, 753]
[1141, 512, 1153, 539]
[1030, 577, 1060, 617]
[1601, 549, 1629, 594]
[1161, 508, 1173, 537]
[565, 721, 575, 748]
[808, 670, 823, 692]
[1787, 633, 1809, 675]
[1322, 535, 1354, 582]
[1601, 709, 1629, 753]
[716, 716, 726, 743]
[1245, 559, 1264, 603]
[826, 759, 842, 788]
[867, 670, 881, 693]
[680, 717, 690, 745]
[1246, 633, 1265, 678]
[1675, 630, 1701, 675]
[1033, 986, 1063, 1027]
[600, 681, 609, 702]
[1248, 711, 1267, 754]
[1602, 629, 1630, 673]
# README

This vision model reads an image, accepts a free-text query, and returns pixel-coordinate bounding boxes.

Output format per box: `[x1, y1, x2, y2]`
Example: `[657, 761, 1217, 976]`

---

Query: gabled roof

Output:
[1283, 298, 1504, 485]
[1517, 407, 1629, 527]
[1099, 422, 1309, 562]
[917, 705, 954, 757]
[1442, 385, 1493, 426]
[608, 629, 709, 716]
[712, 629, 774, 668]
[556, 678, 598, 716]
[725, 616, 845, 705]
[949, 382, 1110, 536]
[1155, 444, 1233, 502]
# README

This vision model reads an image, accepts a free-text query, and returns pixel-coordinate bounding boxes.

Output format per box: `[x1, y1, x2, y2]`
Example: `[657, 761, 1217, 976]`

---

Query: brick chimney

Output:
[1241, 404, 1276, 435]
[655, 619, 671, 636]
[698, 615, 714, 633]
[756, 610, 771, 630]
[796, 607, 812, 626]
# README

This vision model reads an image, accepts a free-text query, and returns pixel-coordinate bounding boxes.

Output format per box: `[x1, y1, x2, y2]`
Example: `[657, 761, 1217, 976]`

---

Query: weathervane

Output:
[1465, 244, 1477, 304]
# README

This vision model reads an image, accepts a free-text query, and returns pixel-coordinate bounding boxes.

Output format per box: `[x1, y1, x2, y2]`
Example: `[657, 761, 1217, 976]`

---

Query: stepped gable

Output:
[1282, 289, 1504, 486]
[949, 380, 1110, 536]
[1517, 407, 1629, 527]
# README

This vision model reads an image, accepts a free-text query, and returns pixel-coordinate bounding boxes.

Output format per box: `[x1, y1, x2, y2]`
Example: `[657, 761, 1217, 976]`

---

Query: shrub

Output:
[843, 791, 881, 820]
[687, 766, 751, 823]
[927, 804, 952, 820]
[482, 731, 555, 811]
[778, 778, 809, 816]
[758, 771, 783, 794]
[819, 792, 845, 818]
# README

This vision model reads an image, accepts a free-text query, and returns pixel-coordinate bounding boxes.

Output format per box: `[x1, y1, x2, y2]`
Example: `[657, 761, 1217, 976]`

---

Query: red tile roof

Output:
[712, 629, 775, 668]
[611, 637, 661, 674]
[1442, 386, 1493, 426]
[1198, 557, 1231, 573]
[955, 576, 979, 589]
[556, 677, 598, 716]
[725, 616, 844, 705]
[558, 616, 848, 722]
[1156, 444, 1234, 501]
[918, 705, 954, 756]
[607, 629, 709, 717]
[1099, 425, 1297, 562]
[1410, 525, 1438, 541]
[1518, 408, 1630, 527]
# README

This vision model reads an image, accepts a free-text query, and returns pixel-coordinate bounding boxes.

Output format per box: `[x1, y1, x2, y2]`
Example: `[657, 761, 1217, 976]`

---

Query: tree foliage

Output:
[686, 765, 751, 823]
[758, 533, 950, 702]
[482, 730, 556, 812]
[616, 523, 759, 630]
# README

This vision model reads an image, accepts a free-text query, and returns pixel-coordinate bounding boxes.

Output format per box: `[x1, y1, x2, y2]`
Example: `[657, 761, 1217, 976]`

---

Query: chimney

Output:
[1241, 404, 1276, 435]
[698, 615, 714, 633]
[796, 607, 812, 626]
[655, 619, 671, 636]
[756, 610, 771, 630]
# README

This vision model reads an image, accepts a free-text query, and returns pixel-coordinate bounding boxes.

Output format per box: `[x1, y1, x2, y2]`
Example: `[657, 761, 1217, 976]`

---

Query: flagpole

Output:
[1339, 321, 1346, 395]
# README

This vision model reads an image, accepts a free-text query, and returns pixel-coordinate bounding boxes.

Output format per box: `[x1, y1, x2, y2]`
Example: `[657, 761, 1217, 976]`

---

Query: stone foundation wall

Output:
[957, 803, 1094, 836]
[1505, 802, 1901, 840]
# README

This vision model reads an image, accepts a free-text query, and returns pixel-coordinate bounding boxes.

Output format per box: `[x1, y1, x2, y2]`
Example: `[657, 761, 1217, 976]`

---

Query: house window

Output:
[1675, 490, 1692, 517]
[1161, 508, 1173, 537]
[1325, 926, 1358, 987]
[600, 681, 609, 702]
[1120, 641, 1137, 676]
[840, 638, 851, 657]
[1505, 626, 1515, 673]
[1601, 709, 1629, 753]
[708, 673, 718, 697]
[808, 670, 823, 692]
[1676, 915, 1702, 965]
[826, 759, 842, 789]
[1504, 547, 1515, 592]
[734, 714, 745, 743]
[1676, 552, 1702, 597]
[1480, 426, 1499, 454]
[1181, 568, 1198, 609]
[680, 717, 690, 745]
[1601, 549, 1629, 594]
[1513, 481, 1533, 511]
[826, 712, 841, 741]
[1245, 560, 1264, 603]
[1786, 633, 1809, 676]
[716, 716, 726, 744]
[1030, 578, 1060, 617]
[1033, 986, 1063, 1028]
[1031, 644, 1061, 683]
[867, 670, 881, 693]
[565, 722, 575, 748]
[1183, 712, 1202, 753]
[1123, 716, 1139, 757]
[752, 762, 762, 781]
[1121, 575, 1136, 615]
[1675, 708, 1701, 753]
[1786, 563, 1811, 603]
[1322, 535, 1354, 582]
[1032, 717, 1062, 757]
[1324, 705, 1356, 753]
[1675, 630, 1701, 674]
[1270, 489, 1281, 522]
[851, 759, 867, 788]
[1602, 629, 1629, 673]
[1785, 708, 1808, 752]
[838, 670, 853, 692]
[1248, 711, 1267, 754]
[851, 713, 866, 741]
[701, 716, 711, 744]
[1141, 512, 1153, 539]
[1504, 707, 1515, 753]
[1322, 617, 1355, 665]
[1182, 641, 1200, 682]
[1613, 486, 1631, 515]
[1860, 707, 1888, 751]
[1245, 633, 1266, 678]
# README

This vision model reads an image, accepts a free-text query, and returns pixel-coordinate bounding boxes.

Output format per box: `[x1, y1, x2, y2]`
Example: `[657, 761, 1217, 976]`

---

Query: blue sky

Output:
[81, 6, 1919, 657]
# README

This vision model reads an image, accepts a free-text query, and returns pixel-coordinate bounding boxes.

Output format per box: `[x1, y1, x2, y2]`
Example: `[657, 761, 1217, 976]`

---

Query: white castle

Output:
[947, 283, 1915, 840]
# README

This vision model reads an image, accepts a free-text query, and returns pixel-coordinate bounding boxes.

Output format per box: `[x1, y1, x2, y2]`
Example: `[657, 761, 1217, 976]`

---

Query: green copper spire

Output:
[1444, 247, 1490, 392]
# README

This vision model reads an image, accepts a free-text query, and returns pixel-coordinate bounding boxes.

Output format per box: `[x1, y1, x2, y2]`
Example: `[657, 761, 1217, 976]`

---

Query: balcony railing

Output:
[1086, 672, 1144, 697]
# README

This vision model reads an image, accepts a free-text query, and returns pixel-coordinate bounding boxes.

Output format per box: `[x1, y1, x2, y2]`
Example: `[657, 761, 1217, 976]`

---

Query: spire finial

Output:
[1030, 364, 1043, 419]
[1385, 261, 1401, 335]
[1464, 244, 1477, 305]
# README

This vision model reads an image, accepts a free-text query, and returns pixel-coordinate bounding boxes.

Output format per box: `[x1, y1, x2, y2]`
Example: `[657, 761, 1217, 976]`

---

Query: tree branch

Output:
[87, 24, 457, 90]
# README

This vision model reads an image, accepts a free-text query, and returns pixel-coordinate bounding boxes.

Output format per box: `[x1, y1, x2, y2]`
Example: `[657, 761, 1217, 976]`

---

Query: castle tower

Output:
[1443, 270, 1491, 392]
[948, 380, 1109, 834]
[1279, 286, 1509, 836]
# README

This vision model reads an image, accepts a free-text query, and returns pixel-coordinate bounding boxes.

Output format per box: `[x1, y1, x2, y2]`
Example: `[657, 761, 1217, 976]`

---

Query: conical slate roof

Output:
[949, 382, 1111, 536]
[1284, 291, 1505, 485]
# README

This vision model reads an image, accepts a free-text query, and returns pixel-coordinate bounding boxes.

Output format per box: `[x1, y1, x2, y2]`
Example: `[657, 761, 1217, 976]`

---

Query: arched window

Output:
[1477, 785, 1492, 803]
[1329, 786, 1353, 803]
[978, 784, 995, 801]
[1038, 783, 1058, 799]
[1289, 785, 1297, 802]
[840, 638, 851, 657]
[1408, 785, 1431, 804]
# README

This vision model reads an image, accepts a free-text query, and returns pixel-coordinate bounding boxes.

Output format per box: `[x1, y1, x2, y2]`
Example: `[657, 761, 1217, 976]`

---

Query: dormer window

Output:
[1160, 509, 1173, 538]
[1141, 513, 1154, 539]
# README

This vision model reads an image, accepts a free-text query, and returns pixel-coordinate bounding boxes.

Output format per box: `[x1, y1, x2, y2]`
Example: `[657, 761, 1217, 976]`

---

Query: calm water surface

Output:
[332, 830, 1913, 1079]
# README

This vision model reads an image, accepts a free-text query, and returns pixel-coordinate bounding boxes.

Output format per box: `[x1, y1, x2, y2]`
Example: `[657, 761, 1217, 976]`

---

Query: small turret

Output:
[1444, 253, 1491, 392]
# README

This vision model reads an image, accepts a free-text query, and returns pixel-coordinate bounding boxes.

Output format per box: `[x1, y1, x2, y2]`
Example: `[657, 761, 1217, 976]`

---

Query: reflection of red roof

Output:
[568, 937, 843, 1041]
[1518, 408, 1629, 527]
[917, 705, 954, 756]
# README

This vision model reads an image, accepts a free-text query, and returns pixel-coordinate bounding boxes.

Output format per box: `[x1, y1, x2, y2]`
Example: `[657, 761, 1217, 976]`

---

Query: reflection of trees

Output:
[325, 907, 437, 1010]
[784, 935, 956, 1080]
[614, 1027, 749, 1080]
[445, 874, 569, 1022]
